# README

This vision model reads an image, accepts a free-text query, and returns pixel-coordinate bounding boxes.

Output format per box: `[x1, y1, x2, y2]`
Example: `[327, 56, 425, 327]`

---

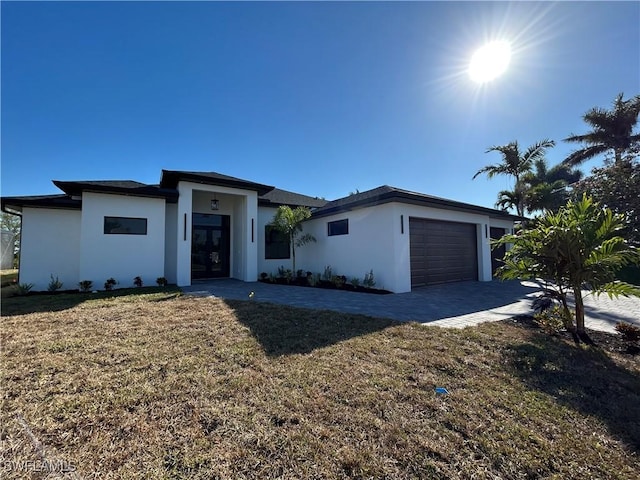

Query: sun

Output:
[468, 41, 511, 83]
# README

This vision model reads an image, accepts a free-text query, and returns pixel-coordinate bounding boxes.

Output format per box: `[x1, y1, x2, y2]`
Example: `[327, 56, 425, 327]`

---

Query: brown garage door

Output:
[410, 218, 478, 287]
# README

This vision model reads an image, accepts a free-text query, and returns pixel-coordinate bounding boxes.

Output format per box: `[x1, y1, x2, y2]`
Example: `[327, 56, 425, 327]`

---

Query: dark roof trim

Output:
[160, 170, 275, 196]
[2, 194, 82, 213]
[312, 187, 523, 221]
[258, 188, 327, 209]
[52, 180, 178, 202]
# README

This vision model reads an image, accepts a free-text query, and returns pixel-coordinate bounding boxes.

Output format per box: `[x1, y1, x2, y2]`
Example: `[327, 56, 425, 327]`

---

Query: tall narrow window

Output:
[328, 219, 349, 236]
[104, 217, 148, 235]
[265, 226, 290, 259]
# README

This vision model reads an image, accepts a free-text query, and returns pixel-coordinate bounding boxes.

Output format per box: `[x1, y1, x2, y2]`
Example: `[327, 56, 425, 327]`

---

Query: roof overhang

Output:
[160, 170, 275, 196]
[52, 180, 179, 202]
[1, 194, 82, 214]
[312, 189, 524, 221]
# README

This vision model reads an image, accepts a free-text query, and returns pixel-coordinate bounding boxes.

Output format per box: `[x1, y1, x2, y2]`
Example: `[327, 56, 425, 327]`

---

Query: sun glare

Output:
[469, 41, 511, 83]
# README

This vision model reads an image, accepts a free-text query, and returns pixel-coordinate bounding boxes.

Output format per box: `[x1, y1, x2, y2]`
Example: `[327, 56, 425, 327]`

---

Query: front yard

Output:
[1, 289, 639, 479]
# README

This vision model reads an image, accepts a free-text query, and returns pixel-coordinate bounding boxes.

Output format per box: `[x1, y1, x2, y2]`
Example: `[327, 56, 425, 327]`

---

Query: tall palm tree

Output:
[523, 159, 583, 213]
[564, 92, 640, 167]
[473, 139, 555, 216]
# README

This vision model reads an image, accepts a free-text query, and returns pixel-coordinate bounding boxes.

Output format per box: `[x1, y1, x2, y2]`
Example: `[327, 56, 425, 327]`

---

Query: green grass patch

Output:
[1, 294, 639, 478]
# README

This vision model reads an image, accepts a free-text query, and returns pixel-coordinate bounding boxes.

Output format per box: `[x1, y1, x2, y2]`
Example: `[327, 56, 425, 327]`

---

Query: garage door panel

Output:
[409, 218, 478, 287]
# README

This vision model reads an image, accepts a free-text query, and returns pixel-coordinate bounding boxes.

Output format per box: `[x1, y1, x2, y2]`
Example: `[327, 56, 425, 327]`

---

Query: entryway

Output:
[192, 213, 230, 279]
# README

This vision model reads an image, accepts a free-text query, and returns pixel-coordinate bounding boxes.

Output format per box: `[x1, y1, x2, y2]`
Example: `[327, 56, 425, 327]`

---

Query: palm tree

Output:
[564, 92, 640, 167]
[495, 195, 640, 345]
[523, 159, 583, 213]
[473, 139, 555, 216]
[269, 206, 316, 273]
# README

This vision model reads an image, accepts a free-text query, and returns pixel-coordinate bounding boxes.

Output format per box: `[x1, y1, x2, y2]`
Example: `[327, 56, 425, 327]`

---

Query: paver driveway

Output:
[183, 279, 640, 334]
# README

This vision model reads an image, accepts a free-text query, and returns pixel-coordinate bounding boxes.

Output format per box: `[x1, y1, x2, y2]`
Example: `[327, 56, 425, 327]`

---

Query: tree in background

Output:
[564, 92, 640, 167]
[523, 158, 583, 214]
[473, 139, 555, 216]
[1, 212, 21, 266]
[495, 196, 640, 345]
[573, 154, 640, 246]
[269, 206, 316, 274]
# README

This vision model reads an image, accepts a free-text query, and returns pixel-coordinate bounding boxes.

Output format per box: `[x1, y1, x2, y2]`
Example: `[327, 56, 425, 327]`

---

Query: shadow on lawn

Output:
[224, 299, 396, 356]
[506, 333, 640, 451]
[1, 287, 181, 316]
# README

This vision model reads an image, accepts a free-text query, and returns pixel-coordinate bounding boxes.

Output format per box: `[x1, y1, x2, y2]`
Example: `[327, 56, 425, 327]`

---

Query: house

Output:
[1, 170, 519, 293]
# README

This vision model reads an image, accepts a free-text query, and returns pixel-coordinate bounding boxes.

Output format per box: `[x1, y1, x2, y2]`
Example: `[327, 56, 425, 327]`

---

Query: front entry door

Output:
[192, 214, 230, 279]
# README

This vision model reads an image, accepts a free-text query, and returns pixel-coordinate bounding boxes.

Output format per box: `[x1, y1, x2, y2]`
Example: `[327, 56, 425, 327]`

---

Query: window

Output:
[104, 216, 148, 235]
[328, 219, 349, 236]
[265, 226, 290, 259]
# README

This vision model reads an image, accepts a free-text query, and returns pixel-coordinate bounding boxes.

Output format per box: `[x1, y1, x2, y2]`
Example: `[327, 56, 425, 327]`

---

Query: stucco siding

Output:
[298, 204, 398, 291]
[79, 192, 165, 288]
[19, 207, 81, 291]
[257, 206, 294, 275]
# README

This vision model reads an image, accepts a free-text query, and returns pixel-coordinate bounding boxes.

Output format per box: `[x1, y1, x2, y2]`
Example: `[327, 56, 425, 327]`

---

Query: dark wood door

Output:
[410, 218, 478, 287]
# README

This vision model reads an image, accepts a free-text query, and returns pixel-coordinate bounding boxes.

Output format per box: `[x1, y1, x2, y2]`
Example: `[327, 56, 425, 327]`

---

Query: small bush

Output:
[16, 283, 34, 295]
[78, 280, 93, 292]
[322, 266, 333, 281]
[133, 276, 143, 288]
[277, 267, 293, 282]
[331, 275, 346, 289]
[533, 305, 568, 335]
[260, 272, 269, 281]
[363, 270, 376, 288]
[296, 269, 305, 278]
[156, 277, 168, 287]
[104, 277, 117, 291]
[307, 273, 321, 287]
[350, 277, 361, 287]
[615, 322, 640, 343]
[47, 274, 63, 292]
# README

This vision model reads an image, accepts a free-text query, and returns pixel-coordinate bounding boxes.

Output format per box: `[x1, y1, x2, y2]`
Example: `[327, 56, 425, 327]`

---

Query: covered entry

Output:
[409, 218, 478, 287]
[192, 213, 231, 279]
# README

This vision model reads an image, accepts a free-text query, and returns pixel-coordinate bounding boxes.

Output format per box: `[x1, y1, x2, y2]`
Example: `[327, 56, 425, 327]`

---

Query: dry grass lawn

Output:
[1, 288, 639, 479]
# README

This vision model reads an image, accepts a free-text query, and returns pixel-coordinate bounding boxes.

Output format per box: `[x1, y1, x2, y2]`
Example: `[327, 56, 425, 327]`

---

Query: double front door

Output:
[192, 214, 230, 279]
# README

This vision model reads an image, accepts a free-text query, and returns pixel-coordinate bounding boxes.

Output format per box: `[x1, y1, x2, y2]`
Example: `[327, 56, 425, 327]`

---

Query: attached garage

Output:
[410, 218, 478, 287]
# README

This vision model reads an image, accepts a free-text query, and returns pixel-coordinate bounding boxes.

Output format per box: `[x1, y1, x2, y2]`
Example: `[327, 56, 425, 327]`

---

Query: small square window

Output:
[328, 219, 349, 236]
[104, 216, 147, 235]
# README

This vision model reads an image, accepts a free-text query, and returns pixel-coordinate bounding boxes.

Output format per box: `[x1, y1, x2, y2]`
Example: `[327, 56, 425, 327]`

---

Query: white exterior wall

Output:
[19, 208, 81, 291]
[261, 202, 513, 293]
[164, 203, 178, 284]
[298, 204, 398, 291]
[175, 181, 258, 286]
[79, 192, 166, 288]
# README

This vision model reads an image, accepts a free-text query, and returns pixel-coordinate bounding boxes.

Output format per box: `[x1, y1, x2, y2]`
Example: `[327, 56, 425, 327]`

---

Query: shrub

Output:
[104, 277, 117, 291]
[259, 272, 269, 281]
[533, 305, 568, 335]
[615, 322, 640, 343]
[78, 280, 93, 292]
[47, 274, 63, 292]
[277, 266, 293, 282]
[350, 277, 361, 287]
[16, 283, 34, 295]
[307, 273, 321, 287]
[133, 276, 143, 288]
[363, 270, 376, 288]
[331, 275, 346, 289]
[156, 277, 168, 287]
[322, 266, 333, 281]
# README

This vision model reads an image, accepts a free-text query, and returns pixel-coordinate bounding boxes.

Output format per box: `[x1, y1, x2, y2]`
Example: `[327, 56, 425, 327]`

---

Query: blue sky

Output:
[2, 1, 638, 209]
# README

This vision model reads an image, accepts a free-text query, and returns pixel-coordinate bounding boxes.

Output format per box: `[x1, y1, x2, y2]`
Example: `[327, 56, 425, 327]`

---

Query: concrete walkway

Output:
[183, 279, 640, 334]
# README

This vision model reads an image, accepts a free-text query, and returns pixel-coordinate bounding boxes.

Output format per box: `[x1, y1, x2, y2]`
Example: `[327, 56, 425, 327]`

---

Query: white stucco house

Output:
[1, 170, 519, 293]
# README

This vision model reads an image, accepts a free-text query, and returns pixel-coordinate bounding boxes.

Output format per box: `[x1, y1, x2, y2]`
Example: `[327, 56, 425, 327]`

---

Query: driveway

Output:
[183, 279, 640, 334]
